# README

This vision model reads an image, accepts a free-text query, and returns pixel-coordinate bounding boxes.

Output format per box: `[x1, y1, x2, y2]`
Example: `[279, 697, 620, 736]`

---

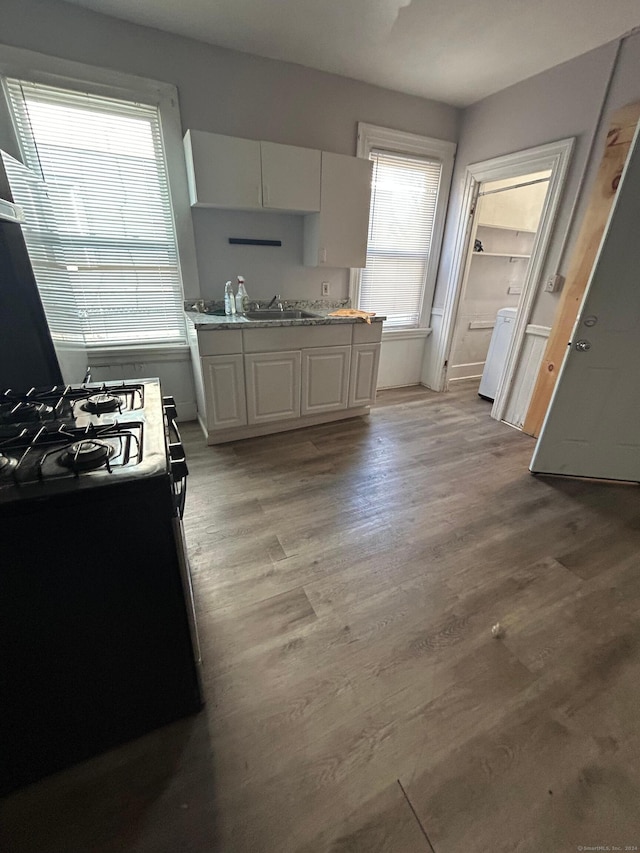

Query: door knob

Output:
[575, 340, 591, 352]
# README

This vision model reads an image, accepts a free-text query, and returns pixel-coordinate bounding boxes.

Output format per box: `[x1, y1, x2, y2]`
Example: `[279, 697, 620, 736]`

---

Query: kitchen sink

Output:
[244, 310, 321, 321]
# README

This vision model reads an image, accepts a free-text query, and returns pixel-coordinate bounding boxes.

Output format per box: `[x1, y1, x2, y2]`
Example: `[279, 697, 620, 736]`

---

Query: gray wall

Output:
[434, 32, 640, 331]
[0, 0, 460, 302]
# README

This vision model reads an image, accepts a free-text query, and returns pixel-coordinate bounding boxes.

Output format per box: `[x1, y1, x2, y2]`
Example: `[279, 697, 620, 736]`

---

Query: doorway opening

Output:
[425, 138, 574, 426]
[448, 171, 551, 414]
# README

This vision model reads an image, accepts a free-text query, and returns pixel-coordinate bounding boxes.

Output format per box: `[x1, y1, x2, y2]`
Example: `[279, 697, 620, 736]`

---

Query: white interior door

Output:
[531, 124, 640, 481]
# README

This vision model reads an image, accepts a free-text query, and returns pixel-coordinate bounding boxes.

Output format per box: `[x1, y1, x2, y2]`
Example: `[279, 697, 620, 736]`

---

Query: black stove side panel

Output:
[0, 156, 63, 389]
[0, 475, 202, 795]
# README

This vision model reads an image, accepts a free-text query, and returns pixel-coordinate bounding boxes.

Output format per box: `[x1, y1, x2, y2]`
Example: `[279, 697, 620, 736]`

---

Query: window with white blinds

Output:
[4, 79, 186, 347]
[359, 149, 443, 330]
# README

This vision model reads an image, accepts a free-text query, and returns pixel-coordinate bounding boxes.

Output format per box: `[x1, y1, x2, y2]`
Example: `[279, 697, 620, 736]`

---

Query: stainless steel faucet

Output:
[267, 293, 283, 311]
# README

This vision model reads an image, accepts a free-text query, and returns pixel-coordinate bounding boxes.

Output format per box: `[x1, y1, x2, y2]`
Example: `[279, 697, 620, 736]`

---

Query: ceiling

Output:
[62, 0, 640, 107]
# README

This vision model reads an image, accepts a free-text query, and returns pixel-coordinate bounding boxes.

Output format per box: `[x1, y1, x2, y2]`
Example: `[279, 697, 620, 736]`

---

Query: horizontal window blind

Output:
[4, 79, 186, 347]
[359, 149, 442, 329]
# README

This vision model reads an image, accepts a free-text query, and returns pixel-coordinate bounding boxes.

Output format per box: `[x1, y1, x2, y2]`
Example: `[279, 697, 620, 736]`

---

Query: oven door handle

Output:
[169, 442, 188, 519]
[167, 417, 182, 445]
[163, 396, 187, 518]
[162, 397, 182, 441]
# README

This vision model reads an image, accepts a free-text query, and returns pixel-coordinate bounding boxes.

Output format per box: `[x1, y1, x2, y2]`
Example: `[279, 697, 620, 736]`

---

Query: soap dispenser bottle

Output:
[224, 281, 236, 317]
[235, 276, 249, 315]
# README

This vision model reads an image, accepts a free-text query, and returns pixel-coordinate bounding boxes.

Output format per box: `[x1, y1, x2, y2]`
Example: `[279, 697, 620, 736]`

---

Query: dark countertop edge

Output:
[185, 311, 386, 330]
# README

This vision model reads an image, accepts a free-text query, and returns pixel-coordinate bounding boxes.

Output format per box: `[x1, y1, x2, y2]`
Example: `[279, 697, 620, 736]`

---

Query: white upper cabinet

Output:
[184, 130, 321, 213]
[303, 152, 373, 269]
[260, 141, 321, 213]
[184, 130, 373, 268]
[184, 130, 262, 210]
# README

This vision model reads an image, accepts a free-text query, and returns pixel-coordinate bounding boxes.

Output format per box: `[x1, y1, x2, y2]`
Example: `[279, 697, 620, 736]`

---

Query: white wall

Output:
[377, 335, 429, 389]
[478, 173, 550, 232]
[191, 210, 346, 303]
[89, 350, 196, 421]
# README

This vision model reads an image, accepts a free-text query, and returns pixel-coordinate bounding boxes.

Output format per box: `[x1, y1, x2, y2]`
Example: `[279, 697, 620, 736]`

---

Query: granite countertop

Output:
[185, 299, 385, 330]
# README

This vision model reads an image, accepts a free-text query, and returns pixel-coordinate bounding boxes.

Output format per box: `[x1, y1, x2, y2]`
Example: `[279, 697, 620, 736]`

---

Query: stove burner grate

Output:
[1, 382, 145, 425]
[0, 400, 55, 425]
[0, 452, 17, 479]
[81, 393, 122, 415]
[59, 439, 114, 472]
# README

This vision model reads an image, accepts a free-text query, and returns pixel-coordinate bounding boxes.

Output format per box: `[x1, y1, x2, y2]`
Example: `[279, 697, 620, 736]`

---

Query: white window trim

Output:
[382, 327, 432, 341]
[350, 123, 456, 339]
[0, 44, 200, 343]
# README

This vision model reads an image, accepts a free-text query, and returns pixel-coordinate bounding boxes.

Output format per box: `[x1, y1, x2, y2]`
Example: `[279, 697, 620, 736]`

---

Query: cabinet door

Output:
[304, 152, 372, 268]
[184, 130, 262, 209]
[202, 355, 247, 431]
[245, 351, 301, 424]
[349, 343, 380, 408]
[301, 346, 351, 415]
[261, 142, 321, 213]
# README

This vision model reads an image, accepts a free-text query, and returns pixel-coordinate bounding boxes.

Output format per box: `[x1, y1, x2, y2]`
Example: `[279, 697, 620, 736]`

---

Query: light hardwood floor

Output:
[2, 383, 640, 852]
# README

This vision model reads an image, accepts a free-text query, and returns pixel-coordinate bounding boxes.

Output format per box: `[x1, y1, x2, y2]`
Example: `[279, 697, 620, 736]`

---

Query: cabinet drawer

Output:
[197, 330, 243, 356]
[352, 322, 383, 344]
[242, 324, 351, 352]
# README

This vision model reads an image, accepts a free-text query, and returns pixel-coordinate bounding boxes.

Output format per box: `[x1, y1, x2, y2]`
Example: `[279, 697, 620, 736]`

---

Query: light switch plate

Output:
[321, 281, 330, 296]
[544, 273, 565, 293]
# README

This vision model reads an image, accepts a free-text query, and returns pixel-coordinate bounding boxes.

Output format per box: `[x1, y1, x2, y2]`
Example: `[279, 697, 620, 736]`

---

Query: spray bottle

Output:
[224, 281, 236, 317]
[235, 276, 249, 316]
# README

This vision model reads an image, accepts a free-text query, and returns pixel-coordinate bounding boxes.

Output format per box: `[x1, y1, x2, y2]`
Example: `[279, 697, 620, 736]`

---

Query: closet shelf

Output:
[477, 223, 537, 234]
[473, 252, 531, 259]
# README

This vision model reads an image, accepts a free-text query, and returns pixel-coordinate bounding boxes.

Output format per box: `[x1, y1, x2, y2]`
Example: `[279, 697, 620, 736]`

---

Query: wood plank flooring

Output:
[3, 382, 640, 852]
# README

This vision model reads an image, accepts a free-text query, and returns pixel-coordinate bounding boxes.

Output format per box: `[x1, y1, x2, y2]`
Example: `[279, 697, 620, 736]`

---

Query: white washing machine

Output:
[478, 307, 517, 401]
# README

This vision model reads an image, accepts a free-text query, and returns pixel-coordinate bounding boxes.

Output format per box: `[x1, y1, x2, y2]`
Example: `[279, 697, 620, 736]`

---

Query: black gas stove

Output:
[0, 381, 174, 501]
[0, 379, 202, 795]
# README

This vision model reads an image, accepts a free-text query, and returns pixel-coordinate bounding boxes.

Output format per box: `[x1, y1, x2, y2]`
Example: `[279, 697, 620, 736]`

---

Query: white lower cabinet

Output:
[301, 346, 351, 415]
[202, 354, 247, 430]
[192, 322, 383, 443]
[349, 344, 381, 408]
[245, 350, 301, 424]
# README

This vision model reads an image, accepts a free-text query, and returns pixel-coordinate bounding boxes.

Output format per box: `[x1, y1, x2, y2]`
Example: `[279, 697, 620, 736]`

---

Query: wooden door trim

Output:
[522, 101, 640, 437]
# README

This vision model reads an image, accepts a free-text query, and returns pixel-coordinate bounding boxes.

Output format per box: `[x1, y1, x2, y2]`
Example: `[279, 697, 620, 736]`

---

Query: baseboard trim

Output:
[205, 406, 371, 445]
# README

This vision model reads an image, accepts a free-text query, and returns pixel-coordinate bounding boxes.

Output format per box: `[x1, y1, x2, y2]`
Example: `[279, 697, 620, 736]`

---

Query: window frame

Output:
[0, 44, 199, 354]
[350, 123, 456, 338]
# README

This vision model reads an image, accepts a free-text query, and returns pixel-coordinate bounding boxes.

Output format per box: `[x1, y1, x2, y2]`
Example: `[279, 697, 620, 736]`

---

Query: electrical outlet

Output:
[321, 281, 330, 296]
